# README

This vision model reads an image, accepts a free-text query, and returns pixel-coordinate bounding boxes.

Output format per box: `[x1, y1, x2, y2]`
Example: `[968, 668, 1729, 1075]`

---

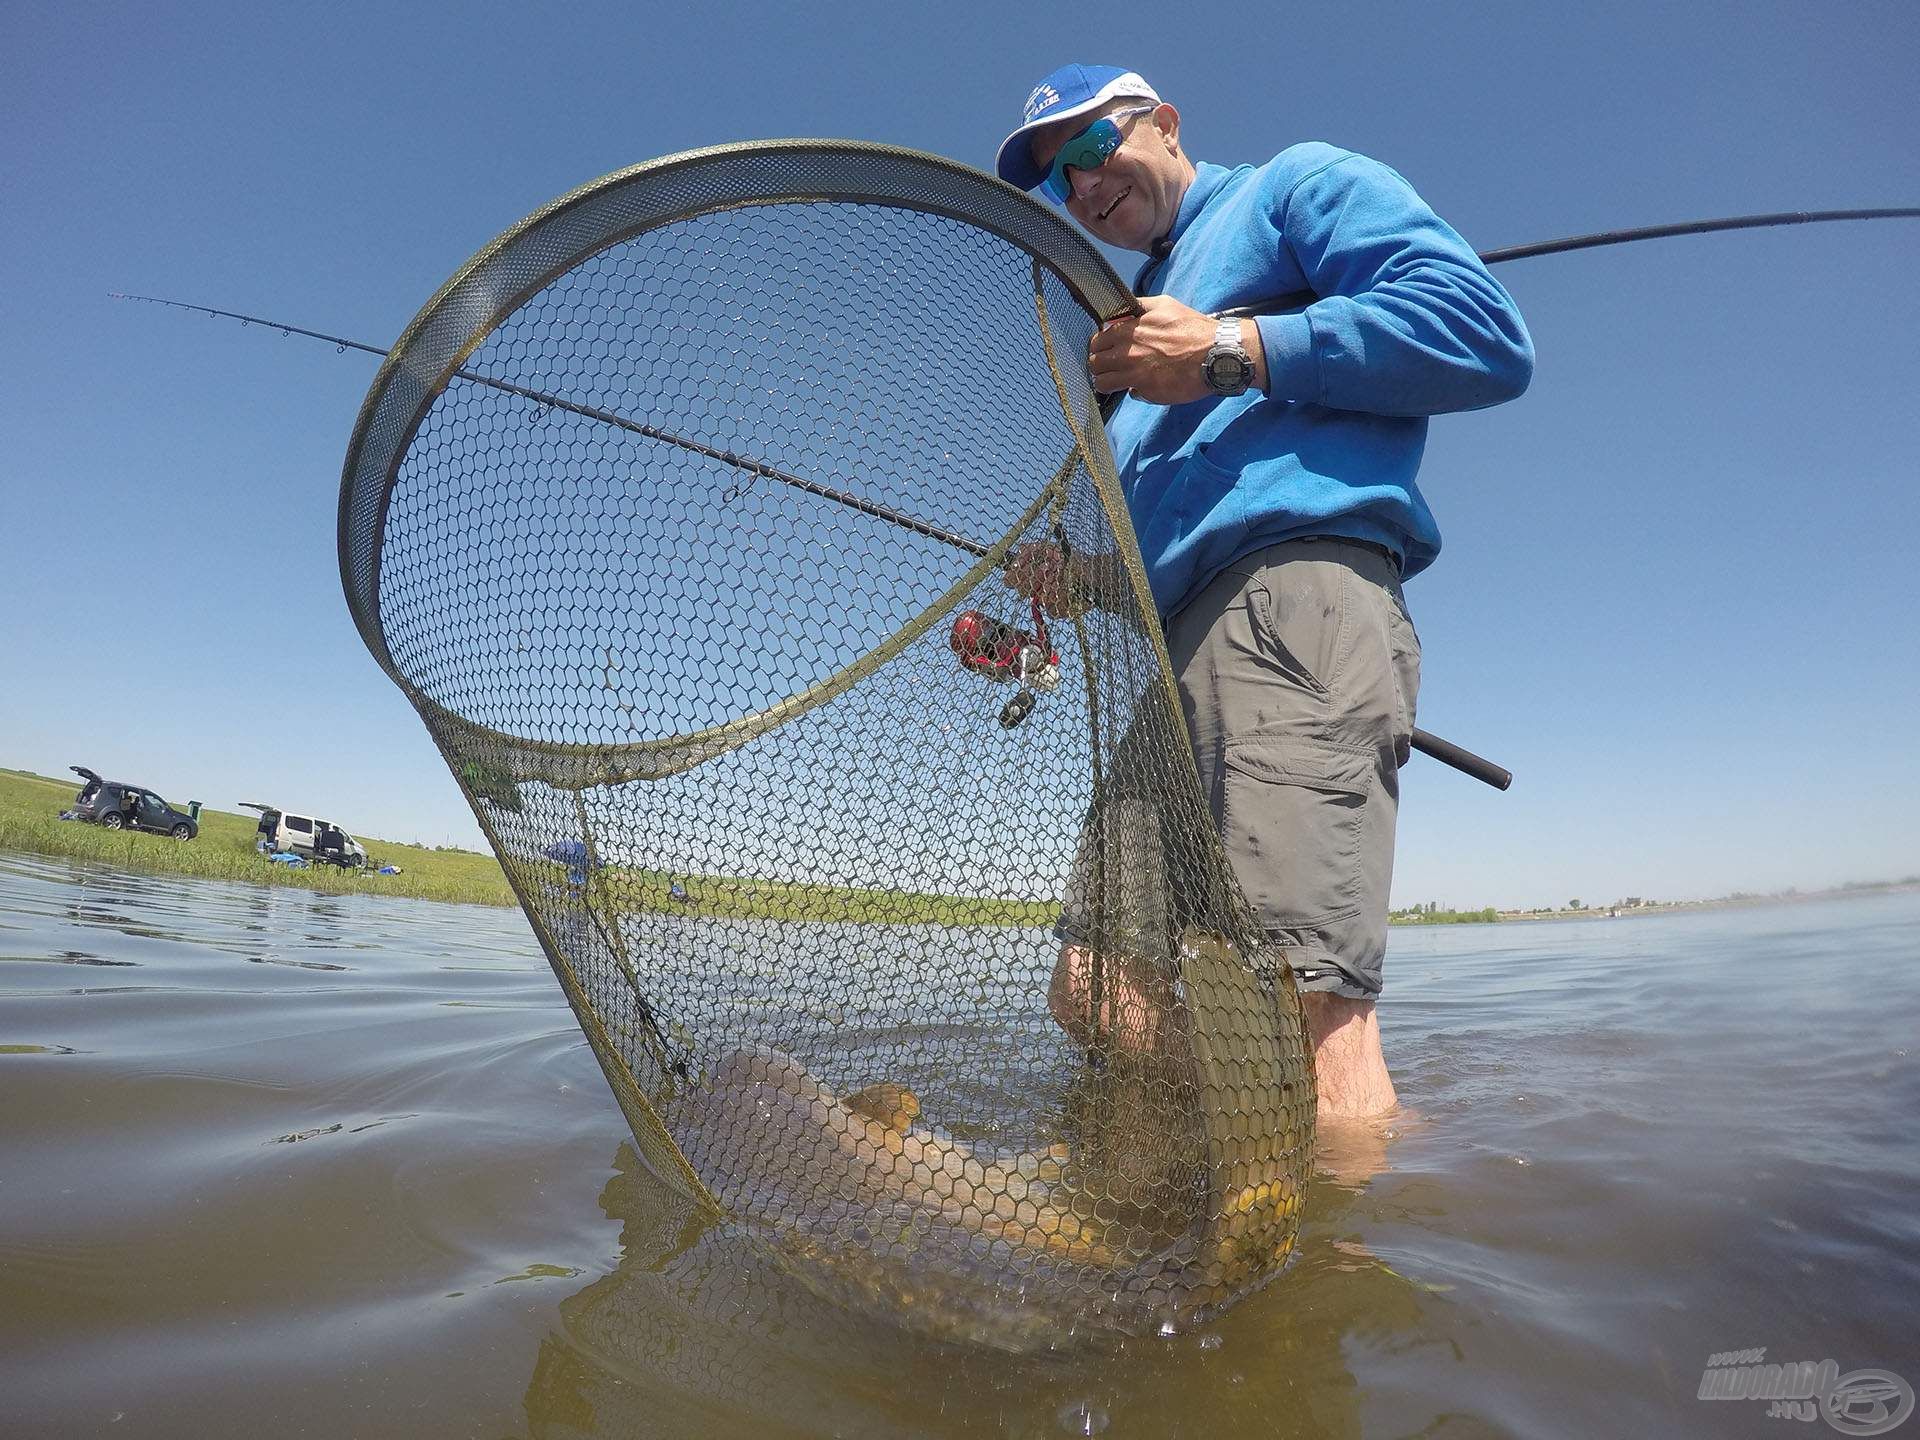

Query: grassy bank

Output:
[594, 869, 1058, 928]
[1390, 906, 1501, 926]
[0, 768, 1057, 924]
[0, 768, 517, 907]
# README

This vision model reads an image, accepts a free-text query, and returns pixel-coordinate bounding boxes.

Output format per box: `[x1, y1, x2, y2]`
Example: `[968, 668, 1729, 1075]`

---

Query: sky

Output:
[2, 2, 1916, 910]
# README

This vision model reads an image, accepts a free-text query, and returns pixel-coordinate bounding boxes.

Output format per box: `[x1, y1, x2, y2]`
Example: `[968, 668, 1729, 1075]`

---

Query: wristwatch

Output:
[1202, 316, 1255, 397]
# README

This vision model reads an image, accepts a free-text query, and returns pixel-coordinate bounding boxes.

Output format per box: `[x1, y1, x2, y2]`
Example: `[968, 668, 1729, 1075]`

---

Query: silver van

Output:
[241, 804, 368, 868]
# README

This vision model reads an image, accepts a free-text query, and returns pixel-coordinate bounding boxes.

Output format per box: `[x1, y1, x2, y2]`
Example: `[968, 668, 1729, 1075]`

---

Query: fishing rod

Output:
[112, 288, 1513, 787]
[108, 292, 994, 558]
[1216, 206, 1920, 318]
[112, 204, 1920, 557]
[113, 205, 1919, 792]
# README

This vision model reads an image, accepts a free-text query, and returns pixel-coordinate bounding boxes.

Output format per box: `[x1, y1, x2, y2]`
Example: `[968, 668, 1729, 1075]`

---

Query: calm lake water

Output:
[2, 851, 1915, 1438]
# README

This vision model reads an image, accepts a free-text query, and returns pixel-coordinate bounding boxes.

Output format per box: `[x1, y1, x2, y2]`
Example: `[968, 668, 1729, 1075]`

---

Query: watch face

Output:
[1206, 352, 1251, 392]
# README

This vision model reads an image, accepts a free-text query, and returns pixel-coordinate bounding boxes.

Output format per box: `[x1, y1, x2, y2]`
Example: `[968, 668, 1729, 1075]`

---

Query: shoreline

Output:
[1390, 881, 1920, 927]
[10, 768, 1912, 926]
[1, 766, 517, 908]
[0, 768, 1052, 925]
[1491, 882, 1920, 923]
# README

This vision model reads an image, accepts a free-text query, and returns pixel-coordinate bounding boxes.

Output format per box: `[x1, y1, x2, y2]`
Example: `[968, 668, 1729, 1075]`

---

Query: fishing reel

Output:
[949, 594, 1061, 728]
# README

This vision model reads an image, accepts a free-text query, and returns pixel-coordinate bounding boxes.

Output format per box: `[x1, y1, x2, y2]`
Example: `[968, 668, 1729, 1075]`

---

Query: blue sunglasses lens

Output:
[1042, 117, 1124, 203]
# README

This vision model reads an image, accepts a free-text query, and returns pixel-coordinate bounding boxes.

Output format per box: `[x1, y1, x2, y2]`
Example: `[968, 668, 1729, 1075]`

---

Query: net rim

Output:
[338, 139, 1133, 720]
[328, 142, 1314, 1326]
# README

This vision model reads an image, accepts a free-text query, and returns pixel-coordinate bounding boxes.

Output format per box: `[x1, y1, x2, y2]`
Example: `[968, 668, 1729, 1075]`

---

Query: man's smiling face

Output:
[1028, 99, 1192, 253]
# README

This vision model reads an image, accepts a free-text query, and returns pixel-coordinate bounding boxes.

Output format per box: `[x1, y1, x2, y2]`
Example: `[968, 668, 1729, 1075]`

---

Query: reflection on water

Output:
[0, 850, 1915, 1439]
[525, 1141, 1415, 1440]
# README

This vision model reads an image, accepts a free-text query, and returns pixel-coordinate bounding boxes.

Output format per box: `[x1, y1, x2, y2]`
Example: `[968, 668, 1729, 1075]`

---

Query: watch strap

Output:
[1204, 316, 1253, 395]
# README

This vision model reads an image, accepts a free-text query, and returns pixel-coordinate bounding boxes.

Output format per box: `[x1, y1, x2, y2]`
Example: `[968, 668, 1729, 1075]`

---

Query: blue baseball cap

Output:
[994, 64, 1162, 192]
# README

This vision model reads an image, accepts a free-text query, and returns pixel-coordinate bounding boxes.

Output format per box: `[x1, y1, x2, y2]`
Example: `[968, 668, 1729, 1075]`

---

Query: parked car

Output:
[63, 767, 200, 839]
[240, 803, 369, 869]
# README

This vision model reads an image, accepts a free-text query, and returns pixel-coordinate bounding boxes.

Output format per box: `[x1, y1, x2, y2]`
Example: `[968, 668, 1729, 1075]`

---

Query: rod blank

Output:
[1218, 206, 1920, 318]
[115, 203, 1920, 794]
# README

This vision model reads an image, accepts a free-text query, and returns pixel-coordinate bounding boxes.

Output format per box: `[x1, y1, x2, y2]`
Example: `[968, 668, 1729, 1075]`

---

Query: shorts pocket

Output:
[1219, 736, 1372, 929]
[1246, 561, 1353, 697]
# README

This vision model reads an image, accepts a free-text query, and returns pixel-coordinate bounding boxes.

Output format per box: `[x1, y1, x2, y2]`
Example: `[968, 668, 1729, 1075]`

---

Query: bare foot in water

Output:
[1301, 992, 1398, 1120]
[1315, 1107, 1421, 1188]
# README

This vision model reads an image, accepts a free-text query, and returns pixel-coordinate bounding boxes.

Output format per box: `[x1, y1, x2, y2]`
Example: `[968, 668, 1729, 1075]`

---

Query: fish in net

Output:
[338, 141, 1315, 1342]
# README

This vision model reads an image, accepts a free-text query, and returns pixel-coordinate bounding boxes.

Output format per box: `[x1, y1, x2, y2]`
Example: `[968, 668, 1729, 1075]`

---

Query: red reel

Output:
[949, 608, 1029, 682]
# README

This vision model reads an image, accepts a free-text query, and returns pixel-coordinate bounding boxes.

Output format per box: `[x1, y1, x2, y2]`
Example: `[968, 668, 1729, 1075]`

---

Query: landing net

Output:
[340, 141, 1313, 1340]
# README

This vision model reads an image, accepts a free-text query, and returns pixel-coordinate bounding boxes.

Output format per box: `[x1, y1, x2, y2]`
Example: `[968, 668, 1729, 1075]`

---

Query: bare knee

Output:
[1048, 945, 1095, 1047]
[1047, 945, 1171, 1052]
[1300, 990, 1377, 1047]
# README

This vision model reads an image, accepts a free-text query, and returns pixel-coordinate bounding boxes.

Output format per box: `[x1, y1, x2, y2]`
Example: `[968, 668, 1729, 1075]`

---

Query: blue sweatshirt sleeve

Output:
[1253, 154, 1534, 416]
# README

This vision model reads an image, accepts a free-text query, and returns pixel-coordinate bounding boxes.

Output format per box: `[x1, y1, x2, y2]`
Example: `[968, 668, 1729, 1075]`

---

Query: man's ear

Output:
[1151, 102, 1183, 154]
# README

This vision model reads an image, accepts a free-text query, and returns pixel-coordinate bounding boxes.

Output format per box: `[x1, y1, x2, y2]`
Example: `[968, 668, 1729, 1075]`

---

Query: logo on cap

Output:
[1023, 84, 1060, 123]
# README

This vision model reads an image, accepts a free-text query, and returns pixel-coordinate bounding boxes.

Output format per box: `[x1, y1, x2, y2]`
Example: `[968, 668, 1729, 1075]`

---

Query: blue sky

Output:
[2, 3, 1915, 909]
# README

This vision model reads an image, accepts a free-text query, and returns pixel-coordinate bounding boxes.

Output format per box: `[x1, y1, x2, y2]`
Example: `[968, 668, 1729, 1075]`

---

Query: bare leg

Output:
[1047, 944, 1169, 1052]
[1049, 949, 1398, 1118]
[1300, 991, 1398, 1119]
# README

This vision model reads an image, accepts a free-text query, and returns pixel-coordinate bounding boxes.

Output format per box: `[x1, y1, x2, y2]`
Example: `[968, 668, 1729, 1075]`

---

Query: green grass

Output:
[1389, 905, 1501, 925]
[0, 767, 1058, 924]
[593, 868, 1059, 927]
[0, 768, 516, 907]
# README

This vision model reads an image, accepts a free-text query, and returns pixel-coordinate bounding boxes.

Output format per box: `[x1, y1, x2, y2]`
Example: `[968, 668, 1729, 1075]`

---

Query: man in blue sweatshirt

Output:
[996, 65, 1533, 1118]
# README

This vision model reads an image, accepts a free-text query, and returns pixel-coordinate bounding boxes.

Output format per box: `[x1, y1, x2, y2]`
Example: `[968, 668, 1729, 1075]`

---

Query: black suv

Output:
[63, 767, 200, 840]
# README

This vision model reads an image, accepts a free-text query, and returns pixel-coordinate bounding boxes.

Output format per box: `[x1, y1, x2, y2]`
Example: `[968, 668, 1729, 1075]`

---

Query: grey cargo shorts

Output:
[1168, 538, 1421, 999]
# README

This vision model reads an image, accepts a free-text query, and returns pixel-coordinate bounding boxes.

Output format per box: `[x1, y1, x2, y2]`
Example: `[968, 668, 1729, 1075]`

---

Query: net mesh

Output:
[340, 141, 1314, 1341]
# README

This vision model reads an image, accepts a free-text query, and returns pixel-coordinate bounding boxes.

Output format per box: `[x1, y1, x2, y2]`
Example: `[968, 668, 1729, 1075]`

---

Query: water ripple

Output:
[0, 853, 1914, 1439]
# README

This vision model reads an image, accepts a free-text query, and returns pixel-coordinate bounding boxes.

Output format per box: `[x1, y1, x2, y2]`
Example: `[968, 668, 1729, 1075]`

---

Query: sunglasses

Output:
[1041, 105, 1157, 203]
